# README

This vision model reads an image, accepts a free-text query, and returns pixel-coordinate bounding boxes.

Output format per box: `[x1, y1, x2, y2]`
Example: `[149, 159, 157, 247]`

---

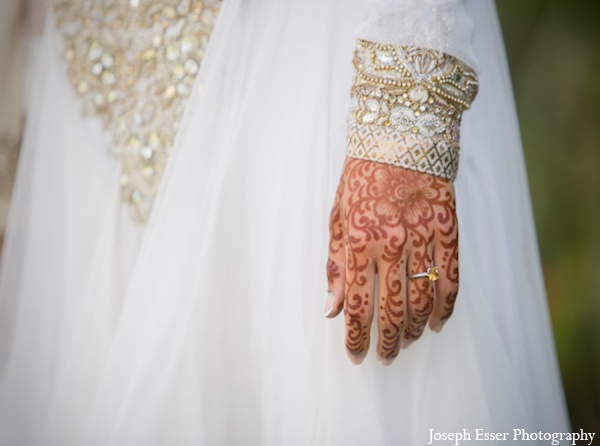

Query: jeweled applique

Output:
[347, 39, 479, 181]
[53, 0, 222, 223]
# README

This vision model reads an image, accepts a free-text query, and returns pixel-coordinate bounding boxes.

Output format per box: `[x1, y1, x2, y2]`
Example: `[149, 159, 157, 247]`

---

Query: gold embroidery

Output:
[347, 39, 478, 181]
[52, 0, 222, 223]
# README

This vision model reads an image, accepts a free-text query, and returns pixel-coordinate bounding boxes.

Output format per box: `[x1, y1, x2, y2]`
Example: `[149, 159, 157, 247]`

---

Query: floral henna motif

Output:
[329, 157, 459, 363]
[370, 167, 438, 228]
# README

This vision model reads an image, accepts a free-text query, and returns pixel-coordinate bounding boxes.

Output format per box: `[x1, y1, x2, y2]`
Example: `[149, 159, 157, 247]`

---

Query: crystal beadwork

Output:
[52, 0, 222, 224]
[347, 39, 479, 181]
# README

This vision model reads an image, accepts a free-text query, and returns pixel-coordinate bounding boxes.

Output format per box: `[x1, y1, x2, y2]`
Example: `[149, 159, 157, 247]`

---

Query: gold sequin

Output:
[52, 0, 222, 224]
[347, 40, 479, 181]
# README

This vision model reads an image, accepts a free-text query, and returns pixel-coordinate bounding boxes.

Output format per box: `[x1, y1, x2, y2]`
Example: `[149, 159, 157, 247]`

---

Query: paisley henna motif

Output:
[327, 157, 459, 364]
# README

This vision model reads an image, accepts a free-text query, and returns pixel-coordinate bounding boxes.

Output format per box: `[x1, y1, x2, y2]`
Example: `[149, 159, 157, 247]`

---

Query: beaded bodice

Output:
[52, 0, 222, 223]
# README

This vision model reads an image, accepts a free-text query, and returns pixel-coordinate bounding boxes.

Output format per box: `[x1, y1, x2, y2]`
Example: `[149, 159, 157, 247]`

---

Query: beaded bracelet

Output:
[346, 39, 479, 181]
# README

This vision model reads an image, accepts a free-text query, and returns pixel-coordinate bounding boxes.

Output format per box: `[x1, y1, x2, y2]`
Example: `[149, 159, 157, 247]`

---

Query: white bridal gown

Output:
[0, 0, 570, 444]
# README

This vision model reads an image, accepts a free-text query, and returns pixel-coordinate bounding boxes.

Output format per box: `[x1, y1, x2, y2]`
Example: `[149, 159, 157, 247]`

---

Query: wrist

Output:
[346, 39, 478, 181]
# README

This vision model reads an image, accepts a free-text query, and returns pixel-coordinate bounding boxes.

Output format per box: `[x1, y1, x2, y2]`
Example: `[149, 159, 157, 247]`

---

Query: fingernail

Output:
[323, 291, 335, 318]
[348, 353, 366, 365]
[377, 355, 394, 366]
[400, 338, 415, 349]
[432, 322, 444, 333]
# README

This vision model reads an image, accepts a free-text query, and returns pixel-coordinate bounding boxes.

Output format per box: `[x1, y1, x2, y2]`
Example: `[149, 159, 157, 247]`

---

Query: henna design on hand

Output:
[326, 157, 459, 365]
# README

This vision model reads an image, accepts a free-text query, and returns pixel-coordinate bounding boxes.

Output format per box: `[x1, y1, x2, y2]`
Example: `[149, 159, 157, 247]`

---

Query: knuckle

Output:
[378, 319, 401, 338]
[345, 306, 371, 352]
[344, 292, 372, 320]
[439, 290, 458, 322]
[446, 290, 459, 306]
[346, 228, 368, 248]
[441, 306, 456, 323]
[445, 263, 459, 283]
[437, 276, 459, 298]
[378, 314, 404, 343]
[328, 205, 342, 231]
[411, 296, 433, 315]
[405, 325, 426, 342]
[443, 281, 459, 299]
[346, 227, 379, 255]
[326, 258, 341, 284]
[377, 329, 402, 359]
[379, 303, 405, 327]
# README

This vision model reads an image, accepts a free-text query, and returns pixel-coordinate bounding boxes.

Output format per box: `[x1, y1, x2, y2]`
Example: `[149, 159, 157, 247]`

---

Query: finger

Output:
[325, 192, 346, 318]
[404, 235, 435, 348]
[375, 246, 408, 366]
[344, 239, 376, 365]
[428, 231, 459, 333]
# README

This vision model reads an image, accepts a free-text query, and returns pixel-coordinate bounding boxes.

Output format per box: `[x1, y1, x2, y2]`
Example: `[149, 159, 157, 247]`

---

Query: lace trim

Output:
[347, 39, 478, 181]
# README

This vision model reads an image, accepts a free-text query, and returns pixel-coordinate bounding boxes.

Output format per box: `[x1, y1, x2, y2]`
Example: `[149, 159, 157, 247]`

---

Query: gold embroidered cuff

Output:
[346, 39, 479, 181]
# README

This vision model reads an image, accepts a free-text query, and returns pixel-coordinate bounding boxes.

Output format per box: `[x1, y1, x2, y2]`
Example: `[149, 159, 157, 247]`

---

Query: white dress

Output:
[0, 0, 570, 444]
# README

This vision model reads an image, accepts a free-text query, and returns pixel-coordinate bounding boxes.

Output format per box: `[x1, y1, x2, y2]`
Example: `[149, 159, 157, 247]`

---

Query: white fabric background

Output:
[0, 1, 570, 444]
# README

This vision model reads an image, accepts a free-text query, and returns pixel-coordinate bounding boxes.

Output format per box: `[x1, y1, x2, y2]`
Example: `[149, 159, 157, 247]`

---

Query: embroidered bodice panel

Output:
[52, 0, 222, 223]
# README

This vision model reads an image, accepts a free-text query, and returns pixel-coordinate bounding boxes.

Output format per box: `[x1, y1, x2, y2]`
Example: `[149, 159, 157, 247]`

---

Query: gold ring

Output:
[407, 266, 439, 282]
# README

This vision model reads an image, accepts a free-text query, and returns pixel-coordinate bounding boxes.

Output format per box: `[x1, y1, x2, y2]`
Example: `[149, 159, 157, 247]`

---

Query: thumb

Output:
[325, 258, 345, 318]
[325, 200, 346, 318]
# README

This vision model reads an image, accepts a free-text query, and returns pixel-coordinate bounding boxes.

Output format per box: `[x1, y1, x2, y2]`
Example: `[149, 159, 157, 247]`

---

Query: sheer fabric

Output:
[0, 0, 569, 445]
[358, 0, 478, 69]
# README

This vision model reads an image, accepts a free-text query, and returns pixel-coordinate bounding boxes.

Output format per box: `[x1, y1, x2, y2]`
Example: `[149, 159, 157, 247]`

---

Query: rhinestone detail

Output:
[53, 0, 222, 223]
[347, 39, 479, 181]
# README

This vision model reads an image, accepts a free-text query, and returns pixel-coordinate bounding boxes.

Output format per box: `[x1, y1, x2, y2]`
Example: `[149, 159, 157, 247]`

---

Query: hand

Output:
[325, 157, 459, 365]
